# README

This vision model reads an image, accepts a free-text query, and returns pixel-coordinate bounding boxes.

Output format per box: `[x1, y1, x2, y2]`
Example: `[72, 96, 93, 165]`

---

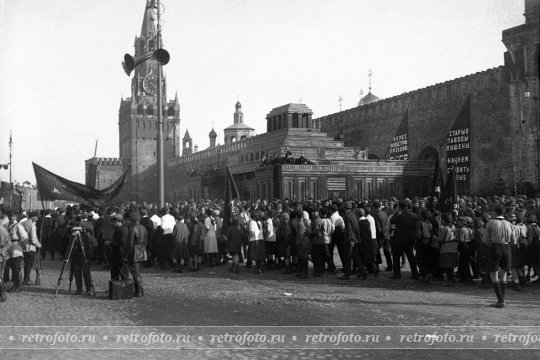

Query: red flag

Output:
[33, 162, 129, 206]
[222, 166, 240, 231]
[437, 165, 457, 213]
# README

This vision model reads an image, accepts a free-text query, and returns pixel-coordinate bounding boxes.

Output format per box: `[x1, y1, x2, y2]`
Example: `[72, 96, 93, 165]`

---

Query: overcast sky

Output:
[0, 0, 524, 184]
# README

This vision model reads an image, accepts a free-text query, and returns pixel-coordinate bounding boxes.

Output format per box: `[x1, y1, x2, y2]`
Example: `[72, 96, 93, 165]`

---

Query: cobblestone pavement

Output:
[1, 258, 539, 359]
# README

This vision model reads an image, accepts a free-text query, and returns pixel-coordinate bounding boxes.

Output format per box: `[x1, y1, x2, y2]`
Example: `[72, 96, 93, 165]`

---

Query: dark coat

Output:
[126, 222, 148, 263]
[53, 214, 68, 238]
[343, 210, 360, 244]
[374, 209, 389, 240]
[111, 225, 129, 259]
[390, 210, 416, 244]
[36, 216, 54, 239]
[140, 216, 154, 236]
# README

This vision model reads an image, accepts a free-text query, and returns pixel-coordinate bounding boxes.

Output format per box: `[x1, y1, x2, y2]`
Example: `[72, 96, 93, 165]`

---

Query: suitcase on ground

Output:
[109, 279, 134, 300]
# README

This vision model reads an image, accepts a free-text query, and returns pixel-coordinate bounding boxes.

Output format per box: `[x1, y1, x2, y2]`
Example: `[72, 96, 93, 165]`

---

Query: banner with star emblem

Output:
[33, 162, 129, 206]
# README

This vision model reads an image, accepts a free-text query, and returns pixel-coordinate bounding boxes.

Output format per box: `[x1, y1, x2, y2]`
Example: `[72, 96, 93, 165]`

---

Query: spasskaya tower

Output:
[118, 0, 181, 202]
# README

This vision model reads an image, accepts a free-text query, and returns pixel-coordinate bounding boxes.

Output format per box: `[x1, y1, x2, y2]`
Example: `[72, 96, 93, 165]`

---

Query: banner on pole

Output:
[389, 107, 409, 160]
[33, 162, 128, 206]
[446, 95, 471, 194]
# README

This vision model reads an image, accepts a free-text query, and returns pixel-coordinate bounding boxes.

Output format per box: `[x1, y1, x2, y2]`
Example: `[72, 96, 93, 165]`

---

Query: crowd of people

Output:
[0, 194, 539, 308]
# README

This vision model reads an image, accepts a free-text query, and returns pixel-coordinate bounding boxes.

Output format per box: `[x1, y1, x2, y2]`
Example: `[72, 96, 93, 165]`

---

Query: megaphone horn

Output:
[121, 48, 170, 76]
[153, 48, 170, 66]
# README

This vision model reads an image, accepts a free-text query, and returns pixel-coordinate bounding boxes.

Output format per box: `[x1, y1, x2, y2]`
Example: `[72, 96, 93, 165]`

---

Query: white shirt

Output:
[366, 214, 377, 240]
[8, 221, 27, 258]
[150, 214, 161, 229]
[321, 218, 334, 244]
[266, 218, 275, 241]
[161, 213, 176, 235]
[330, 211, 344, 229]
[240, 211, 251, 225]
[249, 220, 263, 241]
[21, 219, 41, 252]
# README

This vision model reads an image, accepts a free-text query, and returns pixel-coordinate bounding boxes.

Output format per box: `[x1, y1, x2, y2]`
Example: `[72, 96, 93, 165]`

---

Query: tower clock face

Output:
[143, 73, 158, 96]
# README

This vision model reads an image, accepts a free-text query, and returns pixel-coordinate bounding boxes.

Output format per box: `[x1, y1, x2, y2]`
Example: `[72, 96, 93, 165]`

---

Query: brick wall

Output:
[316, 67, 514, 195]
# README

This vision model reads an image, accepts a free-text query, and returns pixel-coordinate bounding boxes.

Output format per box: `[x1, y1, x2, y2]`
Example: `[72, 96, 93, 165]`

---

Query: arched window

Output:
[137, 104, 144, 115]
[146, 104, 154, 115]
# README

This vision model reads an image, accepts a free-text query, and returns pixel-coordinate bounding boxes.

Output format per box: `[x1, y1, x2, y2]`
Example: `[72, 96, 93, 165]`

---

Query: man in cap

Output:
[389, 201, 419, 280]
[53, 207, 68, 260]
[96, 208, 116, 269]
[36, 209, 54, 261]
[110, 214, 128, 281]
[373, 200, 393, 272]
[139, 208, 155, 268]
[68, 215, 94, 295]
[485, 205, 513, 308]
[125, 211, 148, 297]
[338, 201, 367, 280]
[7, 211, 27, 292]
[20, 211, 41, 286]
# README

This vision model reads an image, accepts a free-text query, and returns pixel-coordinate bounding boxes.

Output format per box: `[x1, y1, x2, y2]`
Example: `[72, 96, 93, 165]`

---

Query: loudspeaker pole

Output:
[156, 0, 165, 208]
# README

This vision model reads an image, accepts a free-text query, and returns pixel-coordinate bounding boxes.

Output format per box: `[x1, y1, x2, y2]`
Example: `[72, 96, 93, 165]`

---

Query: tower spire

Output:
[368, 68, 373, 92]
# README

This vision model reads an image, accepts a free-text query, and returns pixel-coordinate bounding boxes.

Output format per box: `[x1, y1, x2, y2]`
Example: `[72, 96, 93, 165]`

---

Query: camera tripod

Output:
[54, 228, 96, 298]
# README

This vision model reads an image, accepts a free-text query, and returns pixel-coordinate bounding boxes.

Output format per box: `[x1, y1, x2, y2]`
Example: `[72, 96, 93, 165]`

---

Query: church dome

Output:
[358, 91, 380, 106]
[209, 128, 217, 138]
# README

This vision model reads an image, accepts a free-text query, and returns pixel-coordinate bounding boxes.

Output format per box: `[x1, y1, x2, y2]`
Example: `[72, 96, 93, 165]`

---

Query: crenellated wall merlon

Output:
[86, 157, 124, 167]
[315, 66, 506, 122]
